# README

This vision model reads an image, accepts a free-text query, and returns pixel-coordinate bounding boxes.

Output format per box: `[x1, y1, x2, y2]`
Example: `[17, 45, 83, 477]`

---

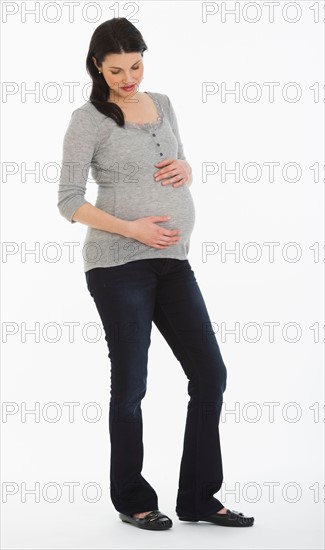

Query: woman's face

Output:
[92, 52, 144, 101]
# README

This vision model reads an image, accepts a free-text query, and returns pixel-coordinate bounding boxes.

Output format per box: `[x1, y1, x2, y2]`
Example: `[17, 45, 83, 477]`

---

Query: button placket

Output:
[151, 132, 164, 156]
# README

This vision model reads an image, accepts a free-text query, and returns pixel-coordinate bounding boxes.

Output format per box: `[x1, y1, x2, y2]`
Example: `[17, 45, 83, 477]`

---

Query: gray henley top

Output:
[57, 91, 196, 272]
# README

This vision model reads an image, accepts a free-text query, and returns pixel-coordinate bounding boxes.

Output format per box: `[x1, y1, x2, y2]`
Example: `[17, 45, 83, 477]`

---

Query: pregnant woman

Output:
[58, 17, 254, 531]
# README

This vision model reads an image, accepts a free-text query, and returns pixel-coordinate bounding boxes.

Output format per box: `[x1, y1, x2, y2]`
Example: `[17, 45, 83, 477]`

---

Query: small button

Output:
[156, 143, 160, 146]
[160, 153, 163, 156]
[152, 133, 156, 137]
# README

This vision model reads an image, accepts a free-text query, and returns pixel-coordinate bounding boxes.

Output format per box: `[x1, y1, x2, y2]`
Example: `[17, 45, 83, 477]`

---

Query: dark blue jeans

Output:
[85, 258, 227, 517]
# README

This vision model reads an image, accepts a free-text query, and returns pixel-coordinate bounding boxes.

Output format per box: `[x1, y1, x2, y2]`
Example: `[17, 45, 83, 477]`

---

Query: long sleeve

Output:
[58, 108, 99, 223]
[166, 95, 187, 161]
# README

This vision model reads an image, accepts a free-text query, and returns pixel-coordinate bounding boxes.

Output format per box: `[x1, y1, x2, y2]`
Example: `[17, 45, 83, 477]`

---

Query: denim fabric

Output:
[85, 258, 227, 517]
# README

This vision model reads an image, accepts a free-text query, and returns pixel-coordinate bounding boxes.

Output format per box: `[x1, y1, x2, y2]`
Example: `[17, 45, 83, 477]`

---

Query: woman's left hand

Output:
[153, 159, 192, 188]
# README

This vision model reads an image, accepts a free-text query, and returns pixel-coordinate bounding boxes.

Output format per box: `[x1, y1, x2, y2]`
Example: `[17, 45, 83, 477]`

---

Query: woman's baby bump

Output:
[114, 174, 196, 243]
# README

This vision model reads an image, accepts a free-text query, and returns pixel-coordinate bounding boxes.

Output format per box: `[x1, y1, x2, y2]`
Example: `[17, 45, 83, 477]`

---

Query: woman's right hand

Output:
[126, 216, 181, 249]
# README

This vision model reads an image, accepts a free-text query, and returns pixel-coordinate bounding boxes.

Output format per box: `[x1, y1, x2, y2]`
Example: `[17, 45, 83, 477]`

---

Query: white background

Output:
[1, 1, 324, 549]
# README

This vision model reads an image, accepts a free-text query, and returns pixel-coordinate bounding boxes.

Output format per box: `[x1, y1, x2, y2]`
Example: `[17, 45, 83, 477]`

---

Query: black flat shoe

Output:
[119, 509, 173, 530]
[178, 509, 254, 527]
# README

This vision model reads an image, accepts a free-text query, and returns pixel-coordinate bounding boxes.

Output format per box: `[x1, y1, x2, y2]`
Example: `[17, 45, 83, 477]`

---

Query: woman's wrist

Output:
[119, 219, 134, 238]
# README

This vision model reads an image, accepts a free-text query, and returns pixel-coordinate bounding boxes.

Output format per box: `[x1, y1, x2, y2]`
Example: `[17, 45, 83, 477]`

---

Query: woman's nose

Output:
[122, 72, 133, 82]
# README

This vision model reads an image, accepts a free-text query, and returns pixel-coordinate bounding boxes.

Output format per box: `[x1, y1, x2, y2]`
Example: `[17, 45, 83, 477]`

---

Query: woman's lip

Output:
[121, 85, 135, 90]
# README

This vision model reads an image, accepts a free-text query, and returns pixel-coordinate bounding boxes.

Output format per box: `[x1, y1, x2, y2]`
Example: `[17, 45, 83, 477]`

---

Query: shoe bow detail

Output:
[119, 509, 173, 530]
[223, 509, 254, 526]
[147, 511, 162, 522]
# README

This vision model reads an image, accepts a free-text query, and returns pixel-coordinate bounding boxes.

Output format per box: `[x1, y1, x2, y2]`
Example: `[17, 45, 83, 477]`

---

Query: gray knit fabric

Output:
[58, 92, 195, 272]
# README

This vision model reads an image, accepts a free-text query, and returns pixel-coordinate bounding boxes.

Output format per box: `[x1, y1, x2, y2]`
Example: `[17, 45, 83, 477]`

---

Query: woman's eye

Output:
[111, 66, 140, 76]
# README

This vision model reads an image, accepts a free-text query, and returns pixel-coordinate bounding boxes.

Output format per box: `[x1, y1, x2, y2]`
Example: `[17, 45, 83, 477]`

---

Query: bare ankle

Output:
[133, 510, 153, 519]
[216, 507, 228, 514]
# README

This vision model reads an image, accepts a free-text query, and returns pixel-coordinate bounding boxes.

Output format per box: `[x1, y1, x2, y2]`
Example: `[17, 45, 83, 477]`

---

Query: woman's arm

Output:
[72, 203, 180, 249]
[166, 95, 193, 187]
[58, 107, 136, 236]
[71, 202, 132, 236]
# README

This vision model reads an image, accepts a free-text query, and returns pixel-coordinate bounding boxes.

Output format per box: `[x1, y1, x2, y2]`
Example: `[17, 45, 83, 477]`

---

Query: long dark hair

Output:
[86, 18, 148, 127]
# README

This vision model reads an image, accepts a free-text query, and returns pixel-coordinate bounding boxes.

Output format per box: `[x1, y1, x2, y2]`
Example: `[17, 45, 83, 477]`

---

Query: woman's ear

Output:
[92, 56, 100, 71]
